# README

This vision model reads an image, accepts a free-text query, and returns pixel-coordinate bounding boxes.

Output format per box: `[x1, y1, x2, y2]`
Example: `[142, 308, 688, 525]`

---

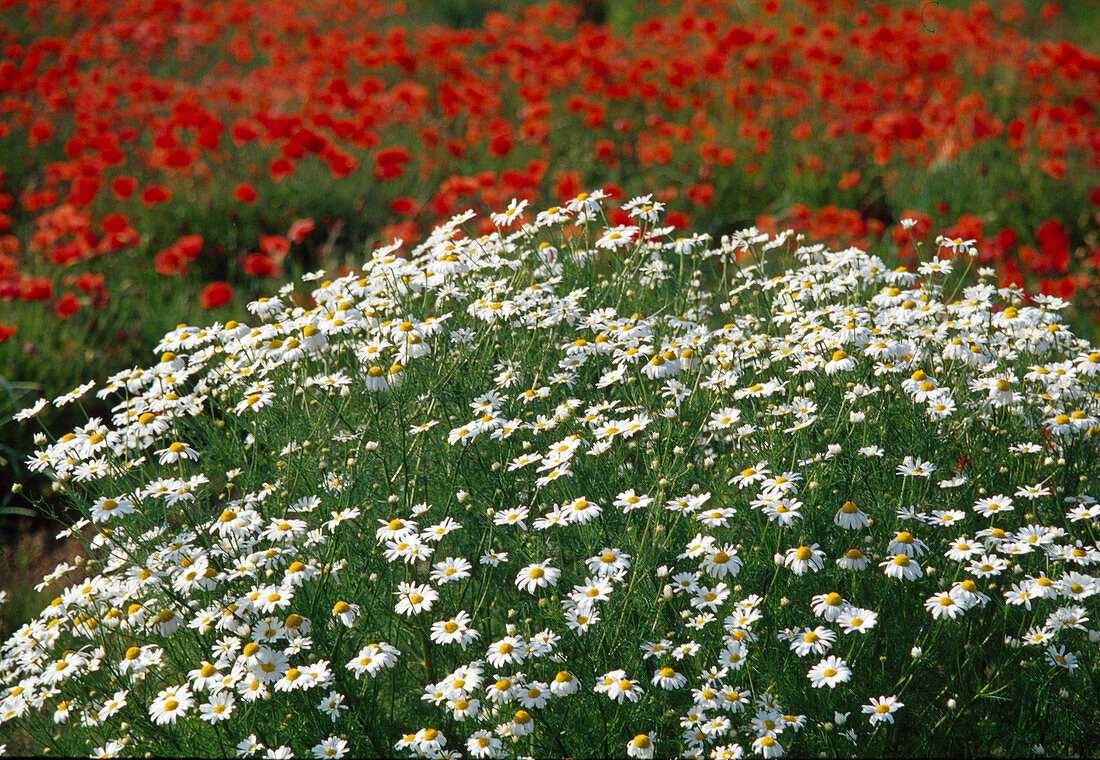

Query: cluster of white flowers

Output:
[2, 193, 1098, 758]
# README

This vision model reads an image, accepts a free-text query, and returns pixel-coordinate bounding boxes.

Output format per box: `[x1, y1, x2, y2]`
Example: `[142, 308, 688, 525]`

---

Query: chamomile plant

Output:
[3, 193, 1099, 758]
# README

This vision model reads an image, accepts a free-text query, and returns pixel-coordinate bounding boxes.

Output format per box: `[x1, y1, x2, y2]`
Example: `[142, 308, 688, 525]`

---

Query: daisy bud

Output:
[947, 698, 957, 709]
[911, 646, 923, 659]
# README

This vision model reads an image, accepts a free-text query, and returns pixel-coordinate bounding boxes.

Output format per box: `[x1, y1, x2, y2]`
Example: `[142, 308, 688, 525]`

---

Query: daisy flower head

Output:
[615, 489, 653, 513]
[149, 684, 194, 725]
[327, 602, 358, 629]
[312, 736, 349, 759]
[394, 582, 438, 616]
[807, 655, 851, 688]
[467, 731, 502, 758]
[701, 545, 743, 579]
[836, 548, 869, 571]
[550, 670, 578, 696]
[888, 530, 928, 558]
[429, 611, 480, 650]
[564, 496, 602, 524]
[586, 548, 631, 576]
[824, 349, 856, 375]
[924, 591, 966, 620]
[834, 500, 869, 530]
[627, 732, 656, 759]
[784, 544, 825, 575]
[90, 495, 136, 523]
[515, 561, 561, 594]
[881, 553, 923, 581]
[837, 607, 878, 634]
[862, 695, 903, 725]
[1046, 644, 1079, 671]
[431, 556, 472, 584]
[486, 636, 526, 669]
[973, 494, 1014, 518]
[708, 406, 742, 430]
[789, 626, 836, 657]
[652, 666, 687, 690]
[897, 455, 936, 477]
[155, 440, 199, 464]
[810, 591, 849, 621]
[594, 669, 644, 703]
[752, 735, 784, 759]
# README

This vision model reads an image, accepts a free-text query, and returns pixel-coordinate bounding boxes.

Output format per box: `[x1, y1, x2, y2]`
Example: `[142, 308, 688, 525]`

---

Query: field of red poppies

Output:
[0, 0, 1098, 494]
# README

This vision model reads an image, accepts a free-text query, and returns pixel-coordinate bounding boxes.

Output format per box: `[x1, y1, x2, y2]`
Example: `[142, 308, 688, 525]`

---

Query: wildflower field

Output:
[2, 0, 1100, 758]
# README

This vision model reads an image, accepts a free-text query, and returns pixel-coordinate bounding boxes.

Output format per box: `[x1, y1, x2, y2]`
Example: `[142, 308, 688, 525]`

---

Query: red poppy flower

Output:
[233, 183, 257, 203]
[111, 176, 137, 201]
[67, 177, 99, 207]
[230, 119, 259, 145]
[176, 235, 204, 259]
[241, 252, 280, 278]
[154, 248, 189, 276]
[54, 291, 80, 319]
[102, 213, 130, 234]
[28, 119, 52, 146]
[73, 272, 104, 294]
[164, 148, 193, 169]
[0, 323, 15, 344]
[141, 184, 172, 207]
[390, 197, 416, 216]
[268, 157, 295, 182]
[838, 171, 861, 191]
[288, 218, 315, 243]
[21, 277, 53, 301]
[259, 234, 290, 261]
[199, 281, 234, 309]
